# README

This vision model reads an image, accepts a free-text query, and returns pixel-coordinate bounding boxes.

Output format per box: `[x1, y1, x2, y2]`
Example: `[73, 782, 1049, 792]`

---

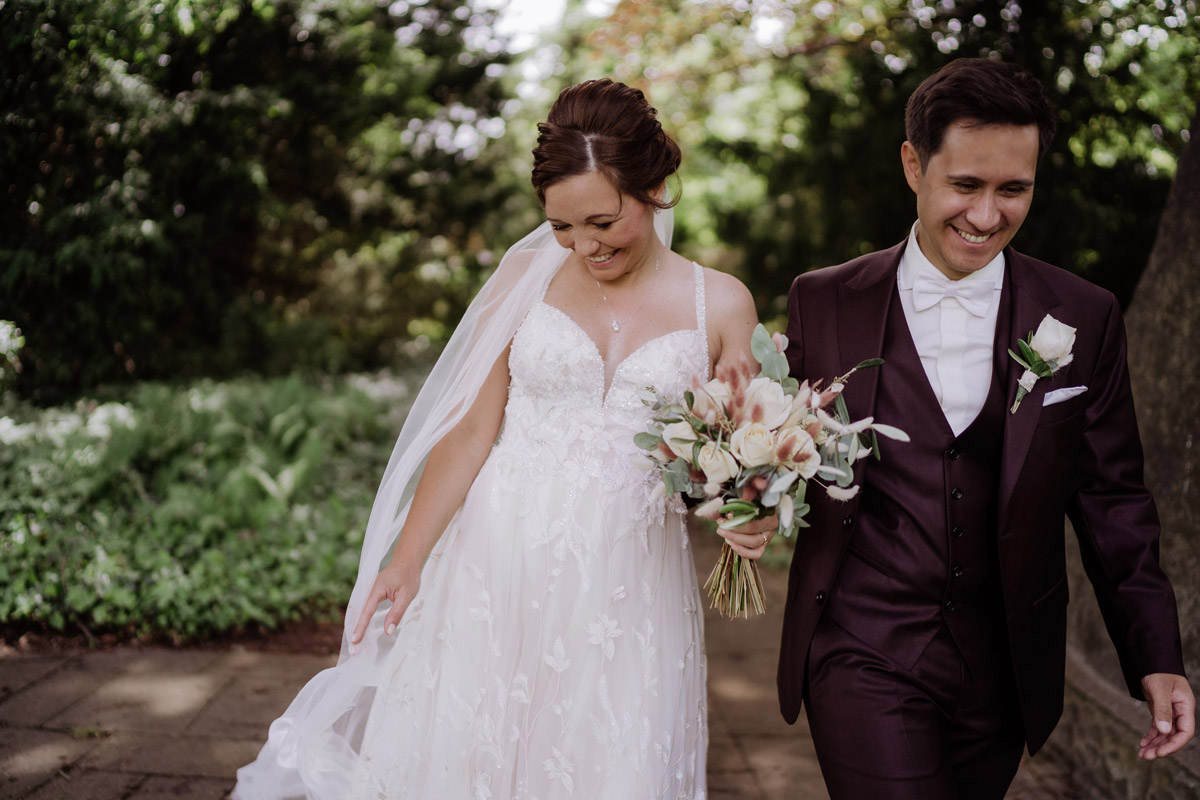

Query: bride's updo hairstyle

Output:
[531, 79, 682, 209]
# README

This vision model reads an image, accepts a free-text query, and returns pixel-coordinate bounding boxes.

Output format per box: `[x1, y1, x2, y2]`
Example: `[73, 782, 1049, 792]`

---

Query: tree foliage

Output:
[560, 0, 1200, 319]
[2, 0, 1197, 399]
[1, 0, 516, 401]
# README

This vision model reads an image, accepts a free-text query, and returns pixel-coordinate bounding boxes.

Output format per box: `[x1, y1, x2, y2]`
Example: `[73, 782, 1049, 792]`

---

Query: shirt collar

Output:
[897, 222, 1005, 291]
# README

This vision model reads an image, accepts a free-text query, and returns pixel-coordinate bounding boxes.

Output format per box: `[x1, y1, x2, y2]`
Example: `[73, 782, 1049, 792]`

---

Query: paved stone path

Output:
[1, 533, 1080, 799]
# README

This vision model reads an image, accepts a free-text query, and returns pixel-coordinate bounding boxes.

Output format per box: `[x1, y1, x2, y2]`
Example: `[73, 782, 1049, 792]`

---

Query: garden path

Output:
[1, 529, 1080, 799]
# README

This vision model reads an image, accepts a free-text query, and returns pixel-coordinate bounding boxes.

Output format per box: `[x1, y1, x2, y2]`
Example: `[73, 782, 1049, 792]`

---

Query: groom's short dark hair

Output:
[905, 58, 1057, 169]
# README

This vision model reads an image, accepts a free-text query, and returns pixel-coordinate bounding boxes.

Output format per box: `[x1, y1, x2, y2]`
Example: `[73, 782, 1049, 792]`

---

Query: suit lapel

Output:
[836, 242, 903, 482]
[997, 249, 1064, 530]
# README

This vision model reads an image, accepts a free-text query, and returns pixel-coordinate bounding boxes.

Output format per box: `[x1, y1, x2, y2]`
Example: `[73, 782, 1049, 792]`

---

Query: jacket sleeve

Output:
[1066, 292, 1185, 697]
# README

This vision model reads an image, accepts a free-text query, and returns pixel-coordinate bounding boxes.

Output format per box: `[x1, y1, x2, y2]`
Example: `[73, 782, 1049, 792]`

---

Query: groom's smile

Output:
[902, 121, 1039, 280]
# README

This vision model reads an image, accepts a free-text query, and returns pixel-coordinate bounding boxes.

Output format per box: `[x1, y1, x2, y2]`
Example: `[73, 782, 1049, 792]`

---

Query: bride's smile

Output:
[543, 169, 662, 285]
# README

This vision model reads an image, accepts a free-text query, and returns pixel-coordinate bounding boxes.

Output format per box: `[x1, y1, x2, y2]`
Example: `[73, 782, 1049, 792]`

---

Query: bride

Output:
[233, 79, 766, 799]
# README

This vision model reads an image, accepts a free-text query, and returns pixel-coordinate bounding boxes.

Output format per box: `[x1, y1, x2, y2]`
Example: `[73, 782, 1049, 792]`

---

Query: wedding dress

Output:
[235, 257, 711, 800]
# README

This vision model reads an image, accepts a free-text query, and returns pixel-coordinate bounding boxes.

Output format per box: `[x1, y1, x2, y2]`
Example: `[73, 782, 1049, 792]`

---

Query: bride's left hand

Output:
[349, 562, 422, 645]
[717, 515, 778, 560]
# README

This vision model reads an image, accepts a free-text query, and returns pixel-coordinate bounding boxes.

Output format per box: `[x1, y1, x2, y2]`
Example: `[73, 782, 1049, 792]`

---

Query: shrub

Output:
[0, 369, 422, 640]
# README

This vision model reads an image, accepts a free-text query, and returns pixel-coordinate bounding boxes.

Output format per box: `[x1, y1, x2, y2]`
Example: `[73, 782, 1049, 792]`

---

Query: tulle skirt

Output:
[233, 450, 708, 800]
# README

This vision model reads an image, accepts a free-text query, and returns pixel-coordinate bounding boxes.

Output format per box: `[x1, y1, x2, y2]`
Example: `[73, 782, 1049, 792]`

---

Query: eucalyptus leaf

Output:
[854, 358, 884, 369]
[761, 352, 789, 381]
[750, 324, 776, 363]
[634, 432, 661, 450]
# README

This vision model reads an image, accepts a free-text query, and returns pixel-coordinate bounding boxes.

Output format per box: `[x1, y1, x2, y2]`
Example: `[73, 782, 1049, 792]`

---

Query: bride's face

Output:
[543, 170, 658, 282]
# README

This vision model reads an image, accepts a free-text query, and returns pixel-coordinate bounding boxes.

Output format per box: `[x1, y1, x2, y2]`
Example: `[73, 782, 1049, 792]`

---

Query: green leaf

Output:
[720, 500, 759, 515]
[854, 358, 884, 370]
[1007, 347, 1031, 370]
[750, 323, 776, 364]
[1018, 339, 1040, 367]
[761, 352, 789, 381]
[834, 392, 851, 425]
[718, 512, 759, 529]
[634, 432, 661, 450]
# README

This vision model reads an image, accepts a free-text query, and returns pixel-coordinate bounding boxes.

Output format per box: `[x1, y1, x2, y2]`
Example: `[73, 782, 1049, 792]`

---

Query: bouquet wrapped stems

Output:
[704, 539, 766, 618]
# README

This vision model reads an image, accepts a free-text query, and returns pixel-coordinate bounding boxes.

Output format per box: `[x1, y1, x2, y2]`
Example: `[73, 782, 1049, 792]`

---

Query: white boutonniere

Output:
[1008, 314, 1076, 413]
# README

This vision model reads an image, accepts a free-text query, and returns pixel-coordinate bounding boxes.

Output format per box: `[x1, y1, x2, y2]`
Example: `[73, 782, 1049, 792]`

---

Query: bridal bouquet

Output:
[636, 325, 908, 618]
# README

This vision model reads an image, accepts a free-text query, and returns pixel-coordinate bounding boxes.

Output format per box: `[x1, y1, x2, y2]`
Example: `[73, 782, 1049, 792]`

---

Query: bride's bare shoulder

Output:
[697, 265, 756, 326]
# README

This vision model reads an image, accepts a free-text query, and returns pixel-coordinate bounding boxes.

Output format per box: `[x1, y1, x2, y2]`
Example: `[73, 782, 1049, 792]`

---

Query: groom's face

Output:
[902, 121, 1039, 280]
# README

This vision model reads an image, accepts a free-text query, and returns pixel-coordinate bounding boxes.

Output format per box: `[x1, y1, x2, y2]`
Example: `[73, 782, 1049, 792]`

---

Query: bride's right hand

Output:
[349, 563, 422, 645]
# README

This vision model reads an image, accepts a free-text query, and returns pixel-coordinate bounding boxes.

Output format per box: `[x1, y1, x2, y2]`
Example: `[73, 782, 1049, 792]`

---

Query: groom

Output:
[755, 58, 1193, 799]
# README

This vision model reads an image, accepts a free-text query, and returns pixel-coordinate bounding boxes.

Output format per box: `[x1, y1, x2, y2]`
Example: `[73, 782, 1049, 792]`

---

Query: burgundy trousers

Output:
[803, 614, 1026, 800]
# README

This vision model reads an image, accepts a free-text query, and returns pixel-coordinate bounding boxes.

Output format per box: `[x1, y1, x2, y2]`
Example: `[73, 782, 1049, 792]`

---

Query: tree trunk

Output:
[1124, 105, 1200, 680]
[1055, 106, 1200, 797]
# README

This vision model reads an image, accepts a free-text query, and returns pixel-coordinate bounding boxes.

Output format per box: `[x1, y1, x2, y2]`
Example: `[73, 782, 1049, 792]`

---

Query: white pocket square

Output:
[1043, 386, 1087, 406]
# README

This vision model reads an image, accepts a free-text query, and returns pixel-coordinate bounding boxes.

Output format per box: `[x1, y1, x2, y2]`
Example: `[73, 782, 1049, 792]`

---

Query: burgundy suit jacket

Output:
[777, 241, 1186, 753]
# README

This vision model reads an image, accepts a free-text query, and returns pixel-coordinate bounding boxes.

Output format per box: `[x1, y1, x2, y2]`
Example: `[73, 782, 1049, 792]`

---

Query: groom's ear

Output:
[900, 141, 923, 193]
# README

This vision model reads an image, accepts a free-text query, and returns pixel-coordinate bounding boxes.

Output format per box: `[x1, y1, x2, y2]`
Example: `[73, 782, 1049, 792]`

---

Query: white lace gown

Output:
[335, 264, 712, 799]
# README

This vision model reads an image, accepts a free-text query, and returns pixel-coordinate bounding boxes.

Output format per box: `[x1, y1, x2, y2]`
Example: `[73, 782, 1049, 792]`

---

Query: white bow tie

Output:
[911, 272, 994, 317]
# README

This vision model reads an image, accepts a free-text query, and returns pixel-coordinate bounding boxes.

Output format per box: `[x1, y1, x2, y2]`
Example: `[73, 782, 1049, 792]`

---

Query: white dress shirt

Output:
[896, 224, 1005, 437]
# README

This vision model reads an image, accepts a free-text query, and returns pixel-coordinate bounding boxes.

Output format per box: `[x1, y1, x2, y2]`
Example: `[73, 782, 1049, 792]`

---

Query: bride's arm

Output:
[702, 268, 778, 558]
[350, 342, 512, 643]
[703, 268, 758, 374]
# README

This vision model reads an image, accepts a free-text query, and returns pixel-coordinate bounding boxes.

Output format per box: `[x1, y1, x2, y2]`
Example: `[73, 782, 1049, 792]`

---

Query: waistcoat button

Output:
[951, 487, 964, 500]
[952, 526, 964, 538]
[953, 565, 964, 578]
[947, 447, 961, 461]
[944, 600, 957, 612]
[815, 591, 827, 604]
[842, 515, 854, 529]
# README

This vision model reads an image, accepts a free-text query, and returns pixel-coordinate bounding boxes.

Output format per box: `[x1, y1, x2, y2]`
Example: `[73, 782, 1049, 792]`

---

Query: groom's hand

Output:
[717, 516, 778, 560]
[1138, 672, 1195, 760]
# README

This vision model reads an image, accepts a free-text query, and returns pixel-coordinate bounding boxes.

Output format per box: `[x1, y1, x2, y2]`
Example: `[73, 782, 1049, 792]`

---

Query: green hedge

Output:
[0, 370, 421, 640]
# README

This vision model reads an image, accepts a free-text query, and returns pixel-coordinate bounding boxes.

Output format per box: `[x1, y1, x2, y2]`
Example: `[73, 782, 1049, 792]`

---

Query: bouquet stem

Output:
[703, 541, 766, 618]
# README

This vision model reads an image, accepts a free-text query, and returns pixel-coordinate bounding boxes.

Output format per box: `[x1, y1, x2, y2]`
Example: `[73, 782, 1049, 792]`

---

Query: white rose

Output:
[691, 378, 732, 420]
[660, 420, 699, 461]
[775, 425, 821, 479]
[730, 422, 777, 467]
[1029, 315, 1076, 368]
[772, 424, 820, 474]
[696, 442, 739, 484]
[743, 377, 792, 429]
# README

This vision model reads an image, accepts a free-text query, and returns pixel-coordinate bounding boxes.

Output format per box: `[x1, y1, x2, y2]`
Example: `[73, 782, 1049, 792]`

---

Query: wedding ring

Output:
[760, 532, 769, 545]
